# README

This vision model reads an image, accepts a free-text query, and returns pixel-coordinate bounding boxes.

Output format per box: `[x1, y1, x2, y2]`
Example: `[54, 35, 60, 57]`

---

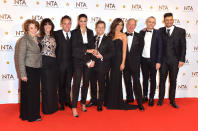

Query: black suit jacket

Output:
[125, 32, 141, 71]
[71, 28, 94, 65]
[139, 29, 163, 64]
[159, 26, 186, 62]
[54, 30, 72, 68]
[93, 35, 115, 73]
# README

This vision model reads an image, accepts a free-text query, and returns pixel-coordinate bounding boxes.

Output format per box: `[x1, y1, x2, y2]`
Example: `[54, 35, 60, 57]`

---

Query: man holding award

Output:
[89, 20, 115, 111]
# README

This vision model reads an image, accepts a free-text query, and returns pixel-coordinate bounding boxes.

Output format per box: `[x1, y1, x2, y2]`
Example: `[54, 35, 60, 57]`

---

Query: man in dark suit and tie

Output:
[54, 15, 73, 110]
[139, 16, 163, 106]
[89, 20, 114, 111]
[123, 18, 144, 111]
[158, 13, 186, 108]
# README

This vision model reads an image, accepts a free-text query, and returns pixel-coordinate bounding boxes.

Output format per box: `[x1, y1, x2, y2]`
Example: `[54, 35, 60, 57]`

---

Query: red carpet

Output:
[0, 98, 198, 131]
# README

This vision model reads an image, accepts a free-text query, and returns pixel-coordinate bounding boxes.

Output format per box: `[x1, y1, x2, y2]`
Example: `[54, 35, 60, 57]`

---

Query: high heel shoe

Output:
[72, 108, 79, 118]
[81, 104, 87, 112]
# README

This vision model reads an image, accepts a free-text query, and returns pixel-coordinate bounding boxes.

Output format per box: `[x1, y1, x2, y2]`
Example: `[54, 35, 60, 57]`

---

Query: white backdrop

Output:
[0, 0, 198, 104]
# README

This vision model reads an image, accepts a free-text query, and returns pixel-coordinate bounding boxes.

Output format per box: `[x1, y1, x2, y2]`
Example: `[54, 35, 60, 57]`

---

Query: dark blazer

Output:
[54, 30, 72, 68]
[159, 26, 186, 62]
[139, 29, 163, 64]
[71, 28, 94, 65]
[125, 32, 141, 71]
[93, 35, 115, 73]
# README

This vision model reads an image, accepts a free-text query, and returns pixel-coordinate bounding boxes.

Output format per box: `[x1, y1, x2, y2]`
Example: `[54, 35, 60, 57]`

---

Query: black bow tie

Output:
[146, 30, 152, 33]
[126, 32, 133, 36]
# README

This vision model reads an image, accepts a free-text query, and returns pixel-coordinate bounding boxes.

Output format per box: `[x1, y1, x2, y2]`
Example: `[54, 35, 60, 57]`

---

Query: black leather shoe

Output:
[97, 106, 103, 112]
[125, 99, 134, 104]
[59, 104, 65, 110]
[148, 98, 154, 106]
[157, 100, 163, 106]
[143, 96, 148, 103]
[138, 105, 145, 111]
[170, 101, 179, 108]
[65, 102, 72, 108]
[86, 102, 97, 107]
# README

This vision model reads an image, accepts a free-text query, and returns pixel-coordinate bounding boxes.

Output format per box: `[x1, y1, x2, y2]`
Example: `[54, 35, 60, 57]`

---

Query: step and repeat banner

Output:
[0, 0, 198, 104]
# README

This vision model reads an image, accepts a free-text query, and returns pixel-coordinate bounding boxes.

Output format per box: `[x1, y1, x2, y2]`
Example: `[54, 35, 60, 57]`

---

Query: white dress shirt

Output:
[166, 25, 175, 36]
[81, 29, 88, 44]
[127, 31, 134, 52]
[62, 30, 71, 39]
[142, 29, 153, 58]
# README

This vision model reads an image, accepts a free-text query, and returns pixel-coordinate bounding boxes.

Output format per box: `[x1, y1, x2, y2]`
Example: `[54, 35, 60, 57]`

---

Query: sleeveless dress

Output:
[106, 39, 138, 110]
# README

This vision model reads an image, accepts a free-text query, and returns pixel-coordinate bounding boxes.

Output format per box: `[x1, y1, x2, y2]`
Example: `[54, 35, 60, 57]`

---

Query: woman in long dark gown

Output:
[106, 18, 138, 110]
[39, 18, 58, 114]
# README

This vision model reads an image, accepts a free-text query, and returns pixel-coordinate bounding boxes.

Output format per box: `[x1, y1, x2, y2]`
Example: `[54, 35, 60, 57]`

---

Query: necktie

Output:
[97, 36, 100, 48]
[66, 32, 69, 40]
[167, 29, 170, 37]
[126, 32, 133, 36]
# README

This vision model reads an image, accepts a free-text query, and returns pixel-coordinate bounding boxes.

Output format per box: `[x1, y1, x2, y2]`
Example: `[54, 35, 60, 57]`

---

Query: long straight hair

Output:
[39, 18, 55, 40]
[108, 18, 124, 39]
[76, 14, 88, 29]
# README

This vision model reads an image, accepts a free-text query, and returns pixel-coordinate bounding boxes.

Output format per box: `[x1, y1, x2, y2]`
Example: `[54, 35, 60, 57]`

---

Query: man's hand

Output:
[89, 61, 95, 68]
[95, 52, 103, 59]
[87, 49, 95, 54]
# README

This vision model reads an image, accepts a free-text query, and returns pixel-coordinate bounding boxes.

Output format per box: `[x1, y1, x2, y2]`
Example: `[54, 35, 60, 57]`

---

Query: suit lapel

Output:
[98, 35, 106, 50]
[150, 29, 156, 52]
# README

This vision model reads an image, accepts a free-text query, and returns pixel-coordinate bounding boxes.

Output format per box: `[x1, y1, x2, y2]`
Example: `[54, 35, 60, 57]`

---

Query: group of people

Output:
[17, 12, 186, 122]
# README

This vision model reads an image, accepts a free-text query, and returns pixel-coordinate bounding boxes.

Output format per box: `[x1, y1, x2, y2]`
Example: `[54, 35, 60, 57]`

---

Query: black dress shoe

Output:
[125, 99, 134, 104]
[157, 100, 163, 106]
[170, 101, 179, 108]
[65, 103, 72, 108]
[86, 102, 97, 107]
[28, 118, 42, 122]
[97, 106, 103, 112]
[148, 98, 154, 106]
[59, 104, 65, 110]
[143, 96, 148, 103]
[138, 105, 145, 111]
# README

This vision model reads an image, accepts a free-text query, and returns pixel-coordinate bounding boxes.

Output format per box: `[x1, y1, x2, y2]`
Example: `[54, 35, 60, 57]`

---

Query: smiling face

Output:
[95, 23, 105, 36]
[146, 17, 156, 30]
[126, 19, 136, 33]
[44, 23, 52, 34]
[115, 21, 124, 32]
[61, 18, 71, 32]
[79, 17, 87, 29]
[164, 16, 174, 28]
[28, 23, 38, 37]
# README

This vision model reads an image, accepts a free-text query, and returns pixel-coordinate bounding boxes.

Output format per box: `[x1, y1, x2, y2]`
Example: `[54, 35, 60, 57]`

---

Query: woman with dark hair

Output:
[39, 18, 58, 114]
[71, 14, 94, 117]
[106, 18, 138, 110]
[18, 19, 42, 122]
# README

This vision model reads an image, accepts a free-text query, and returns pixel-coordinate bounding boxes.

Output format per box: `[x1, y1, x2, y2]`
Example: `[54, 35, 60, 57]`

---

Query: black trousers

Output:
[159, 60, 179, 102]
[141, 57, 157, 99]
[123, 65, 143, 106]
[41, 55, 58, 114]
[58, 64, 72, 106]
[90, 68, 97, 103]
[72, 64, 91, 108]
[90, 68, 107, 106]
[20, 66, 41, 122]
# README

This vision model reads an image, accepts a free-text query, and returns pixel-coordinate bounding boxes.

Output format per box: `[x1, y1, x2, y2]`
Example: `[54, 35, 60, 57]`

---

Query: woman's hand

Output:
[89, 61, 95, 68]
[120, 63, 125, 71]
[21, 77, 28, 82]
[86, 49, 95, 54]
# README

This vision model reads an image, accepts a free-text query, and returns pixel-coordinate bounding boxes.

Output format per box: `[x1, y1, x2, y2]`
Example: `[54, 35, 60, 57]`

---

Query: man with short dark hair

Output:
[54, 15, 73, 110]
[87, 20, 114, 111]
[158, 13, 186, 108]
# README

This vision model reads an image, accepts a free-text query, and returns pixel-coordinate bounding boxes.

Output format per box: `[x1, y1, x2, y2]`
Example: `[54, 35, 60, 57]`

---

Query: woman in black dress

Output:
[39, 18, 58, 114]
[71, 14, 95, 117]
[106, 18, 138, 110]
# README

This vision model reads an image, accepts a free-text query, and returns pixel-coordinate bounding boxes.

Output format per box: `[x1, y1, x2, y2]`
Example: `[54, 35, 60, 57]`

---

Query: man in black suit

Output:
[54, 15, 73, 110]
[123, 18, 144, 111]
[139, 16, 163, 106]
[157, 13, 186, 108]
[88, 20, 114, 111]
